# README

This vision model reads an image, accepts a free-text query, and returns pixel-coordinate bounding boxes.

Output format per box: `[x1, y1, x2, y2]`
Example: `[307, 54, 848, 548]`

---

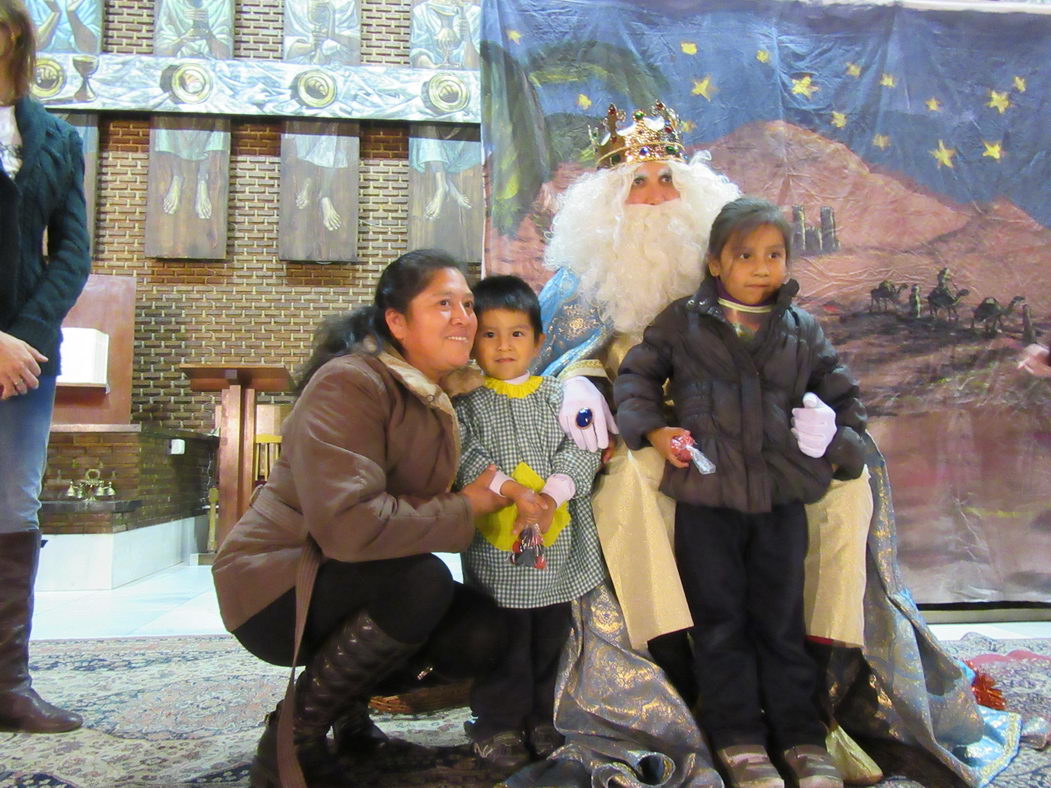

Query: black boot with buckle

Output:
[249, 609, 421, 787]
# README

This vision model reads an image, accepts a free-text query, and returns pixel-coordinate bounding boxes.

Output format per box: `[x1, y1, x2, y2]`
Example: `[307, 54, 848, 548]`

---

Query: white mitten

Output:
[560, 376, 618, 452]
[791, 392, 837, 458]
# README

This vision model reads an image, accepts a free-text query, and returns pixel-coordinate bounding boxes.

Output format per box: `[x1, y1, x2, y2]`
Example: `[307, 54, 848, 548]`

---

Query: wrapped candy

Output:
[511, 523, 547, 569]
[670, 432, 717, 475]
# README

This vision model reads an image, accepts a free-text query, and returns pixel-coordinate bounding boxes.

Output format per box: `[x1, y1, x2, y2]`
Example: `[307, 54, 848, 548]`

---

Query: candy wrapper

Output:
[670, 433, 717, 475]
[511, 523, 547, 569]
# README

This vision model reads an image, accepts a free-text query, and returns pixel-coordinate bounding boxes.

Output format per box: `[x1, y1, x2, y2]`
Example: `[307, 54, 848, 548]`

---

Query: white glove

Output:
[1018, 344, 1051, 379]
[791, 392, 837, 458]
[560, 376, 618, 452]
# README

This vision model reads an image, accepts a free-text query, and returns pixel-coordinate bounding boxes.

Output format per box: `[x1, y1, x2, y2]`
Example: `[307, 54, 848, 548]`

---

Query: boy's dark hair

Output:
[705, 197, 792, 279]
[472, 275, 543, 338]
[295, 248, 465, 393]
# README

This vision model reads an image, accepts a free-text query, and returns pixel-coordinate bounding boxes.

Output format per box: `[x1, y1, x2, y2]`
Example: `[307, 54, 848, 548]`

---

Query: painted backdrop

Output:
[481, 0, 1051, 605]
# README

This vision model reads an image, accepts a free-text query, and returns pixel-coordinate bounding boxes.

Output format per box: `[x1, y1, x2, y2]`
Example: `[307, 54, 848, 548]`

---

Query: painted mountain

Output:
[485, 119, 1051, 606]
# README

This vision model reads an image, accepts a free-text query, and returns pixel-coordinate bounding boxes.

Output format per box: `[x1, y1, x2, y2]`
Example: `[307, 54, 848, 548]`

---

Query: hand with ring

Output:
[560, 376, 618, 452]
[0, 331, 46, 401]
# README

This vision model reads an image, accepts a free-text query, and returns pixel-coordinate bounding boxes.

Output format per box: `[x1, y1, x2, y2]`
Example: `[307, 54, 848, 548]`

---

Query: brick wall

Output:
[41, 0, 446, 532]
[41, 430, 215, 534]
[89, 0, 420, 434]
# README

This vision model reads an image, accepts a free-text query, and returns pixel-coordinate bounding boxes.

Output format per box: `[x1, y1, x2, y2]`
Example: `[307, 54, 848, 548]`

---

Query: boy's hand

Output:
[646, 426, 691, 469]
[535, 493, 557, 534]
[510, 489, 550, 536]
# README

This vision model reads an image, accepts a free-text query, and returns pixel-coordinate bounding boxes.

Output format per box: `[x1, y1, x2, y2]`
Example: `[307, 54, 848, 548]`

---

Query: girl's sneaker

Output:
[527, 722, 564, 759]
[467, 726, 531, 772]
[781, 745, 844, 788]
[716, 744, 785, 788]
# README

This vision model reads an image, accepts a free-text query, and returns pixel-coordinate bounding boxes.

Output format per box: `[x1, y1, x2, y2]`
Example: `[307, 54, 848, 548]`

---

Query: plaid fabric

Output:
[455, 377, 605, 608]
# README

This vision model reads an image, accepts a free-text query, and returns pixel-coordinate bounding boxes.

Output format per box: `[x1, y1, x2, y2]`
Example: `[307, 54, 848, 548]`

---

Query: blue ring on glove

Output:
[575, 408, 593, 428]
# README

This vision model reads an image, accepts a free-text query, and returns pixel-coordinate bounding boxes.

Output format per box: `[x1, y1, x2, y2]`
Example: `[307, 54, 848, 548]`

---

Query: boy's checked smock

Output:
[455, 376, 605, 608]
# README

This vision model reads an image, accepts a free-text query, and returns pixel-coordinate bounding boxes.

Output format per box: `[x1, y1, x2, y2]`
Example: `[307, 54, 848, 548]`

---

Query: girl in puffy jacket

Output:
[614, 196, 867, 788]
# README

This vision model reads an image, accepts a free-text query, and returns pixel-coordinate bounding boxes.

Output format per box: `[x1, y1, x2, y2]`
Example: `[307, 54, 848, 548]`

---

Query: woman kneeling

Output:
[212, 250, 508, 786]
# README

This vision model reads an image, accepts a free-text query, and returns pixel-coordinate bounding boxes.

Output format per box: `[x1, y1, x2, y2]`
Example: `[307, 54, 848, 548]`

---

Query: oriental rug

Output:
[0, 633, 1048, 788]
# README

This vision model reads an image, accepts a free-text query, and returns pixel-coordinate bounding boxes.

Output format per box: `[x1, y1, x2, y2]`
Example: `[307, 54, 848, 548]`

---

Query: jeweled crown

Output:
[591, 101, 687, 169]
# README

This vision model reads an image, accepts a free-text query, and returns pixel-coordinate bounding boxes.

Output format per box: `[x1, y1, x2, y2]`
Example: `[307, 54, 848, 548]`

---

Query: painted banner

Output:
[27, 0, 101, 248]
[408, 0, 484, 263]
[482, 0, 1051, 604]
[145, 0, 234, 259]
[279, 0, 362, 263]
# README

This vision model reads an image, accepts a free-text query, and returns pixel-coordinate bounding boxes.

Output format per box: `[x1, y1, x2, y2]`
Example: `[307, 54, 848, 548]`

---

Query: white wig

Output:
[545, 156, 740, 337]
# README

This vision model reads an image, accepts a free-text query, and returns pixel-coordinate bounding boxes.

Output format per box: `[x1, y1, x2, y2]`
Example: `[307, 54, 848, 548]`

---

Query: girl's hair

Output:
[705, 196, 792, 277]
[295, 249, 465, 393]
[0, 0, 36, 101]
[471, 275, 543, 338]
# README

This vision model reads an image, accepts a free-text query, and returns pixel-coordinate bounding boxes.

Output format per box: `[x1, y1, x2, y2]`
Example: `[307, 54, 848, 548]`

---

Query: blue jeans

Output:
[0, 376, 56, 535]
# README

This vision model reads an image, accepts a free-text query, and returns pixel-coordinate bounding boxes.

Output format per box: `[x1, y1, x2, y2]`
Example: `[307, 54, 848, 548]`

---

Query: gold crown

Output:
[591, 101, 687, 169]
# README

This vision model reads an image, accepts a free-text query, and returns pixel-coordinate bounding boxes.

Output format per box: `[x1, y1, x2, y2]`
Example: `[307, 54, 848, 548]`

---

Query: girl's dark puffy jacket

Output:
[614, 279, 867, 514]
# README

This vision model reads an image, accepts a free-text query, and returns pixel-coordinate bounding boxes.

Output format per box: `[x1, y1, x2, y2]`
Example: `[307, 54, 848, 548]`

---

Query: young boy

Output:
[454, 275, 605, 772]
[614, 197, 867, 788]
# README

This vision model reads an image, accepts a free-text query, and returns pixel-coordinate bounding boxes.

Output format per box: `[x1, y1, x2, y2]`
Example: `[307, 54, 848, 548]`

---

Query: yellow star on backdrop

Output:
[982, 141, 1003, 160]
[792, 75, 818, 98]
[873, 134, 891, 150]
[846, 62, 862, 78]
[880, 73, 896, 88]
[507, 29, 522, 44]
[681, 42, 698, 55]
[692, 76, 715, 100]
[926, 97, 941, 112]
[931, 140, 956, 168]
[831, 112, 847, 128]
[988, 90, 1011, 114]
[756, 50, 770, 64]
[680, 120, 696, 132]
[1013, 76, 1026, 92]
[577, 94, 592, 110]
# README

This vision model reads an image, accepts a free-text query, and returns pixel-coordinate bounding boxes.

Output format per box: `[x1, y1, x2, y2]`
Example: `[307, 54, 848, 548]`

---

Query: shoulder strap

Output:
[275, 538, 322, 788]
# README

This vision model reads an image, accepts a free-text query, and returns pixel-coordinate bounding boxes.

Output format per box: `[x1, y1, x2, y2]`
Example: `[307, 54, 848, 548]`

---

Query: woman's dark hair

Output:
[705, 196, 792, 280]
[295, 249, 465, 393]
[471, 275, 543, 338]
[0, 0, 37, 101]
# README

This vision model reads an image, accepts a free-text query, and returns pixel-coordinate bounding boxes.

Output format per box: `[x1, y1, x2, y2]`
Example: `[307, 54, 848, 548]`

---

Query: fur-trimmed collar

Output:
[375, 346, 456, 419]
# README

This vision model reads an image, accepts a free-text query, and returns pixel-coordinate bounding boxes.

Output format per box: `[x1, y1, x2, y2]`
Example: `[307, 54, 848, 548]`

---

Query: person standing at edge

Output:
[0, 0, 91, 735]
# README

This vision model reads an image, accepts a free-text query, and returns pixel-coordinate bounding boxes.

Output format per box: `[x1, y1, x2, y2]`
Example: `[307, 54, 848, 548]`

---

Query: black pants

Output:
[674, 501, 825, 752]
[233, 554, 506, 684]
[469, 602, 572, 739]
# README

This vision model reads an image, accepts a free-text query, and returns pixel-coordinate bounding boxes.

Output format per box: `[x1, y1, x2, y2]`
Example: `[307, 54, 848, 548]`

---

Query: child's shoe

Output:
[781, 745, 844, 788]
[716, 744, 785, 788]
[468, 727, 531, 772]
[527, 722, 564, 759]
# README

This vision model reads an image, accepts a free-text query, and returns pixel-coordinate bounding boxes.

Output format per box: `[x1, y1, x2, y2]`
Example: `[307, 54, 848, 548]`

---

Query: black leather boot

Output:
[249, 610, 420, 787]
[332, 701, 390, 758]
[0, 530, 83, 733]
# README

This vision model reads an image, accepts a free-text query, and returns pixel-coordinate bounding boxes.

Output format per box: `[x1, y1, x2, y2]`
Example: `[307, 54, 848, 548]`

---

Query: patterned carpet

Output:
[0, 633, 1047, 788]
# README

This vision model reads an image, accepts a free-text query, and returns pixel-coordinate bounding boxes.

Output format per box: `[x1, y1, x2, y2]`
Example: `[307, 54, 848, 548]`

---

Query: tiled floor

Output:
[30, 556, 464, 641]
[30, 561, 1051, 642]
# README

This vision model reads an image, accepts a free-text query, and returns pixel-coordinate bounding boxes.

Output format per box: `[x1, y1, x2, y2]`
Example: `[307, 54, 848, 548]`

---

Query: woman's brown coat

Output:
[213, 350, 474, 631]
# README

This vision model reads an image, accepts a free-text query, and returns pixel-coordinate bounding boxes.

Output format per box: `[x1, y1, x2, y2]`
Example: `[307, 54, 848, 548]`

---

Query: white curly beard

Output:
[544, 158, 740, 338]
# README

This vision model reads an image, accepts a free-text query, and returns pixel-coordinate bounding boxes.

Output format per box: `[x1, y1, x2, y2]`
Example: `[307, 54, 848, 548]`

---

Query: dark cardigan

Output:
[0, 97, 91, 377]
